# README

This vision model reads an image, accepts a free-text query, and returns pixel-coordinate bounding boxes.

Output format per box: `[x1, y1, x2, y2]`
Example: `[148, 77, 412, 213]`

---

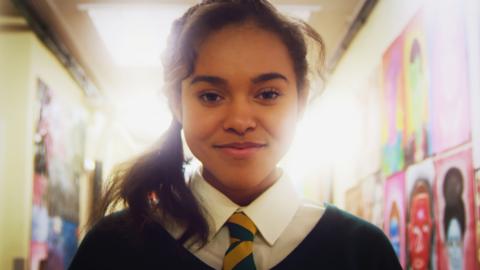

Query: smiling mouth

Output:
[213, 142, 267, 158]
[214, 142, 267, 149]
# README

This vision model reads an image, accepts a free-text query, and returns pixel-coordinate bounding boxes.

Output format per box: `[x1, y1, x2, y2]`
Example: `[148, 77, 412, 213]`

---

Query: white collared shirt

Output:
[164, 167, 325, 270]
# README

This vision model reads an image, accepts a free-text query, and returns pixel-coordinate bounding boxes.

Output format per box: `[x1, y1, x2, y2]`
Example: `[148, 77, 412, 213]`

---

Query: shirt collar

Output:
[189, 166, 301, 246]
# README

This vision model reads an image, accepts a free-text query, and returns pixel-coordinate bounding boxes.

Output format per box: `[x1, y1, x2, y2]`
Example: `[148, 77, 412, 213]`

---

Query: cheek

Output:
[262, 101, 299, 150]
[181, 95, 217, 141]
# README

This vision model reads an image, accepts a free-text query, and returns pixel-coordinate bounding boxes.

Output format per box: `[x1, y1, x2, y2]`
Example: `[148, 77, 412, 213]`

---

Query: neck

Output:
[202, 168, 281, 206]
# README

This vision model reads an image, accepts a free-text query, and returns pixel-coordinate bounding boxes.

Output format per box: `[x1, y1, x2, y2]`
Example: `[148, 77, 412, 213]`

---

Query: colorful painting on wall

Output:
[425, 0, 471, 154]
[381, 34, 406, 177]
[30, 79, 87, 270]
[384, 172, 407, 268]
[406, 159, 436, 270]
[403, 11, 431, 166]
[474, 170, 480, 266]
[434, 149, 477, 270]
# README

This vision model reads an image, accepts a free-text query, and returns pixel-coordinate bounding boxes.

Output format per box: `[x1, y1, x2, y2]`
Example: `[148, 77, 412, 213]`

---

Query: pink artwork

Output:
[403, 11, 431, 165]
[426, 0, 471, 154]
[434, 149, 477, 270]
[406, 159, 435, 270]
[384, 172, 407, 268]
[381, 34, 406, 177]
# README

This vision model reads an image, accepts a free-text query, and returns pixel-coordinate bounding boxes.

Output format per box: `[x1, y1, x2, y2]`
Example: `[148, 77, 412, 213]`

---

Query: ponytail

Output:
[88, 118, 209, 246]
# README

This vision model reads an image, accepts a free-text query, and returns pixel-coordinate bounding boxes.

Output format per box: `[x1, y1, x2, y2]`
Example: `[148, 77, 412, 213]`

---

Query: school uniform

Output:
[69, 168, 402, 270]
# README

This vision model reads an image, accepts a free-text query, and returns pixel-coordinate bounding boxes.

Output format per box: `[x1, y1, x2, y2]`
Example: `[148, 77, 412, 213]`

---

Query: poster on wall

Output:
[405, 159, 436, 270]
[402, 11, 431, 166]
[465, 0, 480, 169]
[474, 170, 480, 266]
[30, 79, 87, 270]
[384, 172, 406, 268]
[381, 34, 406, 177]
[359, 172, 384, 229]
[434, 148, 477, 270]
[425, 0, 471, 155]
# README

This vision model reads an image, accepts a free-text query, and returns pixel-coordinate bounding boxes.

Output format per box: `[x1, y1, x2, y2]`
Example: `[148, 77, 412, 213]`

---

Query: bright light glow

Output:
[81, 3, 320, 67]
[82, 4, 189, 67]
[277, 4, 323, 21]
[282, 93, 362, 195]
[83, 159, 95, 171]
[115, 91, 172, 148]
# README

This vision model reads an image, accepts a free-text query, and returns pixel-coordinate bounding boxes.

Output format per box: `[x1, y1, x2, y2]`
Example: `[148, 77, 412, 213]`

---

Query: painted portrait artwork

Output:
[434, 149, 477, 270]
[406, 159, 436, 270]
[381, 33, 406, 177]
[402, 11, 431, 166]
[384, 172, 407, 268]
[30, 79, 87, 270]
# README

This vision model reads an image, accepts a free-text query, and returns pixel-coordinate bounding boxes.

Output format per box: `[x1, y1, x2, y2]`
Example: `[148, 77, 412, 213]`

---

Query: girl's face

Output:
[175, 23, 305, 202]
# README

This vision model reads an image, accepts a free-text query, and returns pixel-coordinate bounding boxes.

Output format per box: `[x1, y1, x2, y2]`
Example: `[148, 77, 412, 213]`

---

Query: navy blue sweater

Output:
[69, 205, 402, 269]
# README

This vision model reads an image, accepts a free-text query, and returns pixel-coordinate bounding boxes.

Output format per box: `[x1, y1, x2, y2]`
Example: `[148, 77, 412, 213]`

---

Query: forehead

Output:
[192, 23, 295, 80]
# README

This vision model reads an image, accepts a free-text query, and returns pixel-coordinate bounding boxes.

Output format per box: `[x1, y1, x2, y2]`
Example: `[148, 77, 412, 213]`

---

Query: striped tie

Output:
[223, 212, 257, 270]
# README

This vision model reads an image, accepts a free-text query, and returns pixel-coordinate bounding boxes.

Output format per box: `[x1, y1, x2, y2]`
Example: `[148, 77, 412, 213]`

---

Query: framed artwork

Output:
[359, 172, 384, 229]
[402, 11, 431, 166]
[434, 148, 477, 270]
[425, 0, 471, 154]
[30, 79, 87, 270]
[381, 33, 406, 177]
[384, 172, 407, 268]
[474, 170, 480, 266]
[405, 159, 436, 270]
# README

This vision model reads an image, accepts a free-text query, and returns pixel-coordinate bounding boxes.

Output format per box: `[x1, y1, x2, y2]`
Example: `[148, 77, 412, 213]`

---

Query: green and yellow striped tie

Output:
[223, 212, 257, 270]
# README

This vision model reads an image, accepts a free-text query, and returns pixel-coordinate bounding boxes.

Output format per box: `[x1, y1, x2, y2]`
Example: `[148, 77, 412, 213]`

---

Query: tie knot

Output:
[226, 212, 257, 242]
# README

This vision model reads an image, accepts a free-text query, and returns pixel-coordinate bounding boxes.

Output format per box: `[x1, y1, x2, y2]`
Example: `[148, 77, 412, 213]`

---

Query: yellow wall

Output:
[0, 20, 90, 269]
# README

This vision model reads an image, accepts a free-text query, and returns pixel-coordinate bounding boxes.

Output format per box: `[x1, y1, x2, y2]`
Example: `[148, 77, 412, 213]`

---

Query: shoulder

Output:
[69, 210, 183, 270]
[311, 204, 402, 269]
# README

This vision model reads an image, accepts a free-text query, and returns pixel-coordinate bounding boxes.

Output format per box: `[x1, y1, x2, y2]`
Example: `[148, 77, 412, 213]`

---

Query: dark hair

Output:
[442, 167, 466, 238]
[89, 0, 325, 247]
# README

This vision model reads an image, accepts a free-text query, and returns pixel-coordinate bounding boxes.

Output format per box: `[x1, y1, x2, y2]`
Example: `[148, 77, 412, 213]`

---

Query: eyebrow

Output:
[251, 72, 289, 84]
[190, 75, 227, 86]
[190, 72, 289, 86]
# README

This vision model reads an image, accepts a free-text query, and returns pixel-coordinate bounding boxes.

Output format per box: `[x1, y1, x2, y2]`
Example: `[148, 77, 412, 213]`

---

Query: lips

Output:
[213, 141, 266, 159]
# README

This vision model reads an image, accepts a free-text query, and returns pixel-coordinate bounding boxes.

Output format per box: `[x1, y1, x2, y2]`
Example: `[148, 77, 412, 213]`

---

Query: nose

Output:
[223, 100, 256, 135]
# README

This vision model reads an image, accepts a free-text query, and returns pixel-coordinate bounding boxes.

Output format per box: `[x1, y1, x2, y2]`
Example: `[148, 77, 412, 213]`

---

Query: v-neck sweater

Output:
[69, 205, 402, 270]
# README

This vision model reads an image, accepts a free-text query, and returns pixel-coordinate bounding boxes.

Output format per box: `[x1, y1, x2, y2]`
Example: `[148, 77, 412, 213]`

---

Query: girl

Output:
[69, 1, 402, 269]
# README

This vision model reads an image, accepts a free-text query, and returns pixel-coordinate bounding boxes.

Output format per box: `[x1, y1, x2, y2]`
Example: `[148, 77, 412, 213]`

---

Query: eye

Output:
[256, 88, 281, 101]
[199, 92, 224, 104]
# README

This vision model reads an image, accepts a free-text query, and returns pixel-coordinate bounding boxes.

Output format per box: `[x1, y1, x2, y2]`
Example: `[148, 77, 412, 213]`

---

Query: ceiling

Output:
[3, 0, 371, 146]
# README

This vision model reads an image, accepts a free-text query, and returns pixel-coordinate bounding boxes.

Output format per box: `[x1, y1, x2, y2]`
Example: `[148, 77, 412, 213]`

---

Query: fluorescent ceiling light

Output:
[81, 4, 189, 67]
